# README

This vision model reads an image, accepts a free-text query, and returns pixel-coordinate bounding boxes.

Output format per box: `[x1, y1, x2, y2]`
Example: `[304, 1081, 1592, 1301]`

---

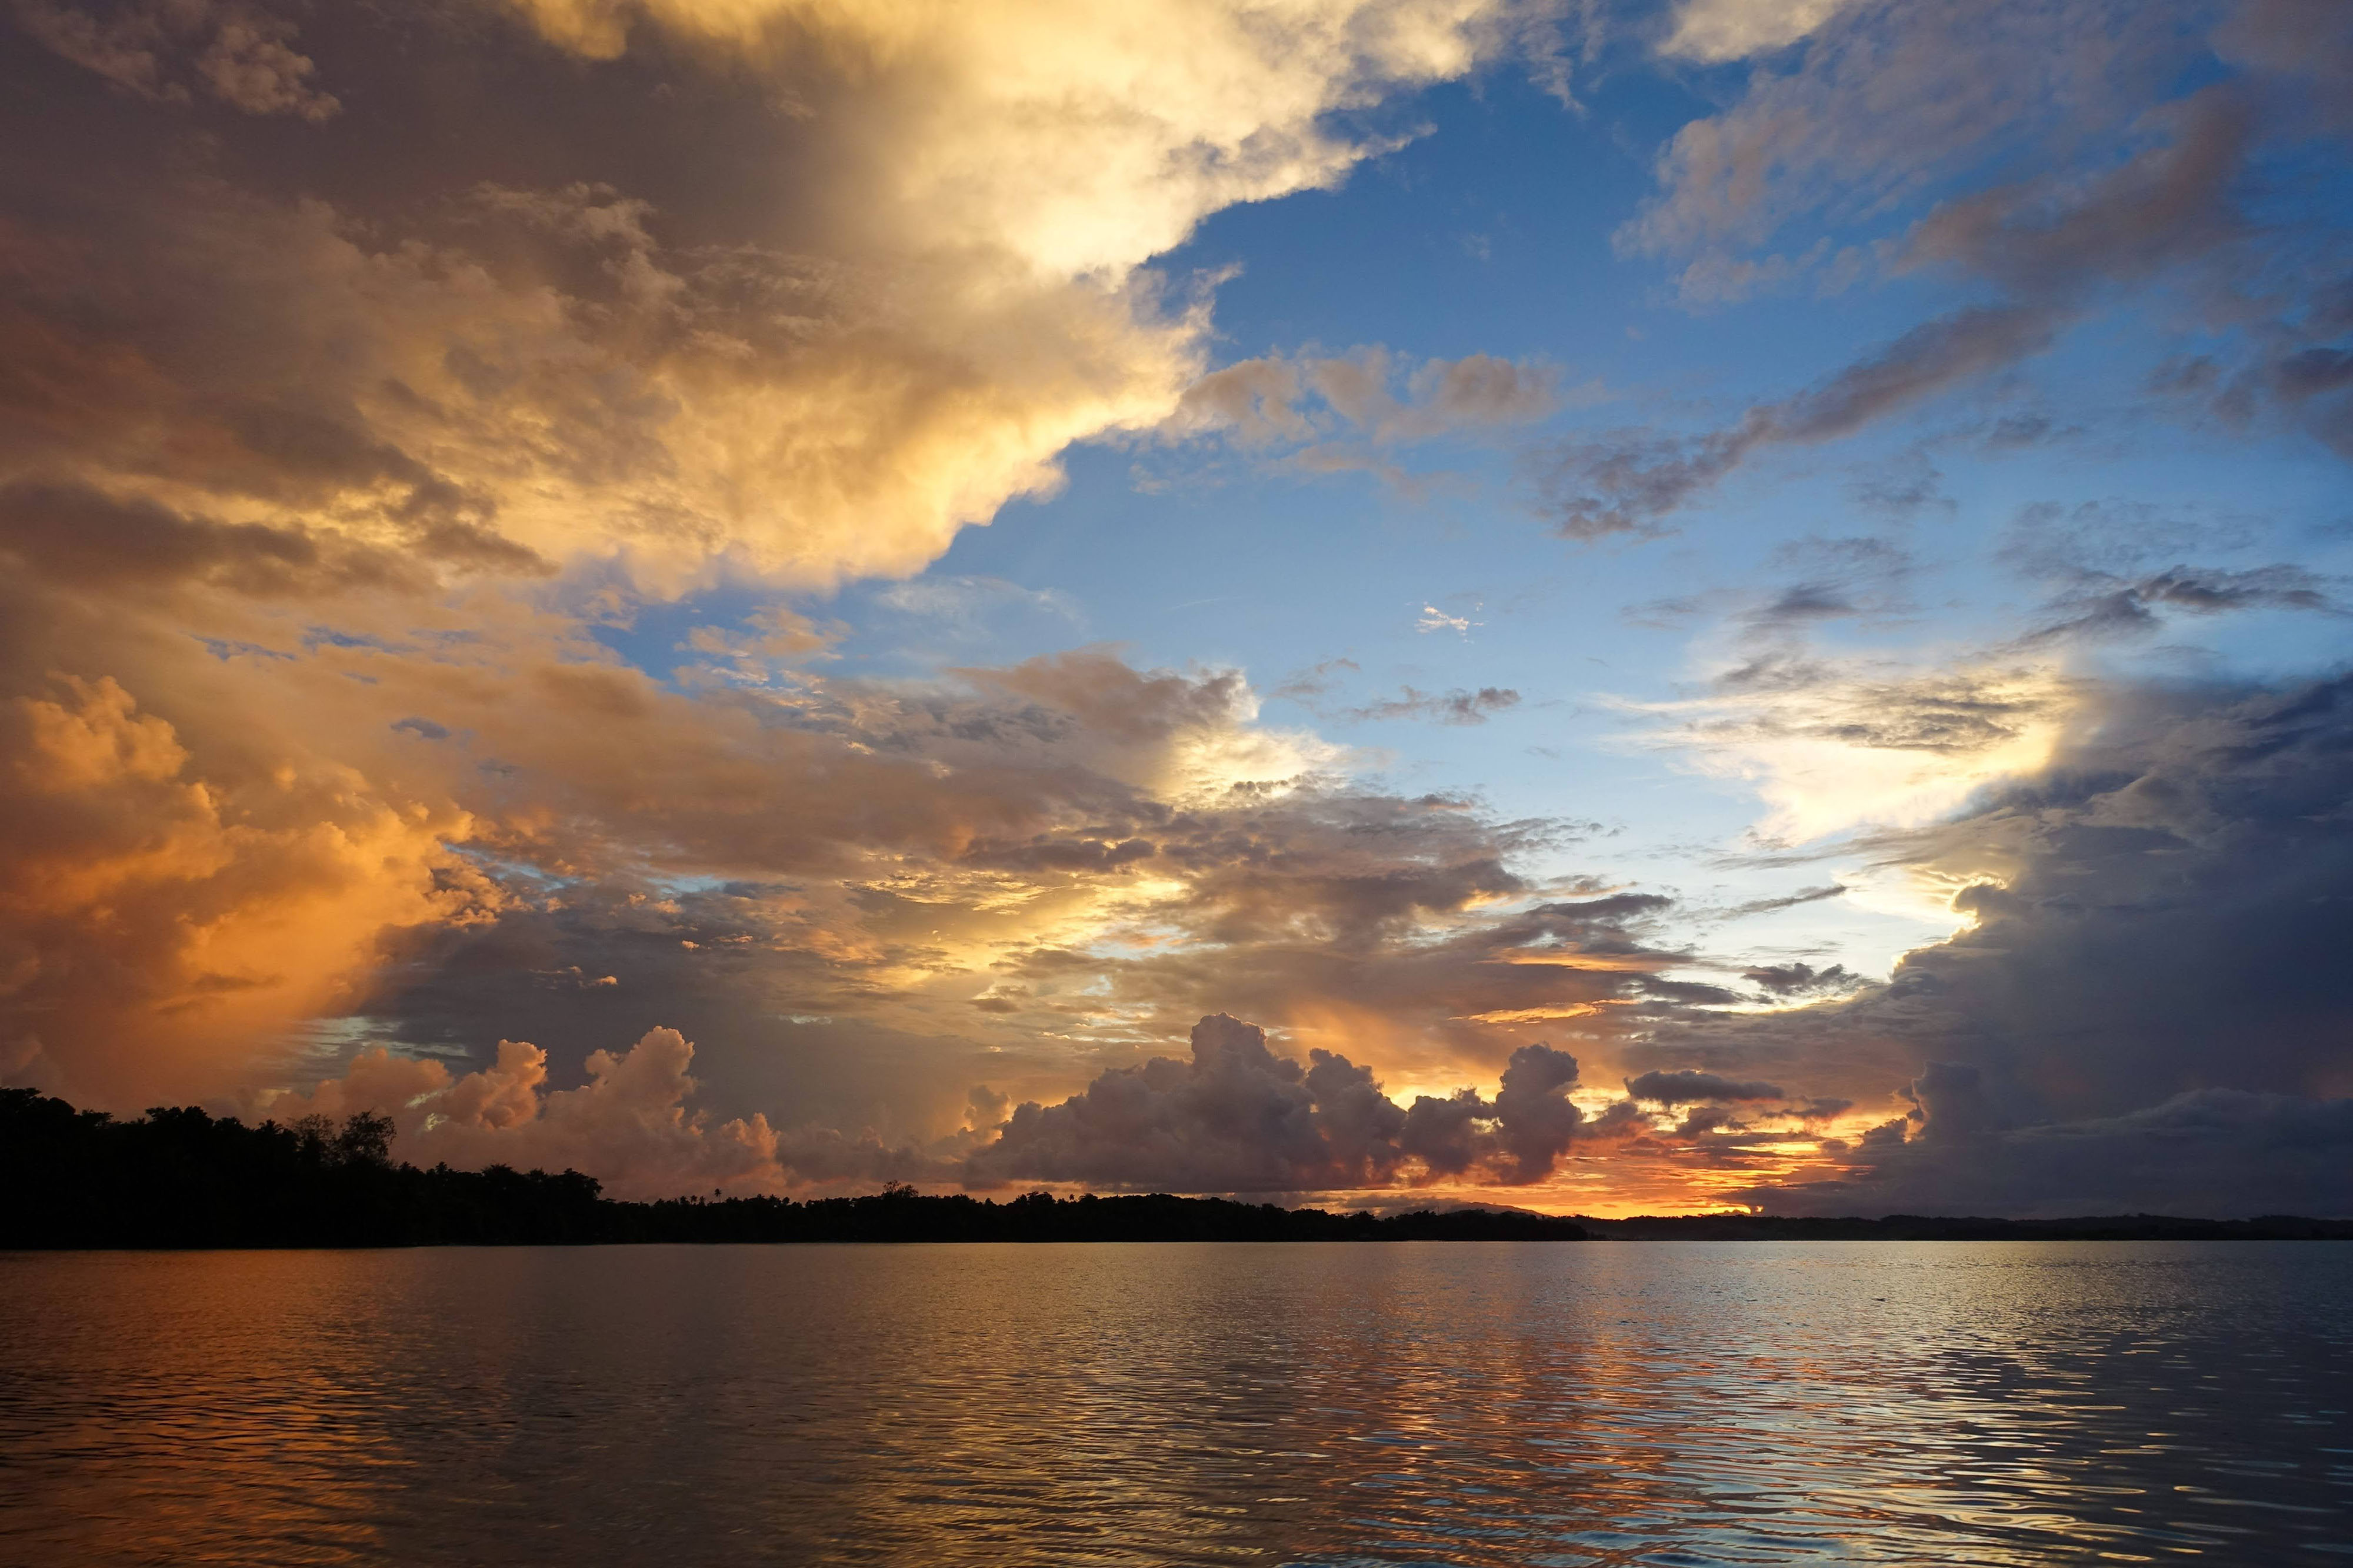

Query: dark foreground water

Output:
[1, 1243, 2348, 1566]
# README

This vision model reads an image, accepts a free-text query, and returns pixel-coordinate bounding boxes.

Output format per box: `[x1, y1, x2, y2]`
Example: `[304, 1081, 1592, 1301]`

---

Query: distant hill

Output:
[5, 1090, 2346, 1247]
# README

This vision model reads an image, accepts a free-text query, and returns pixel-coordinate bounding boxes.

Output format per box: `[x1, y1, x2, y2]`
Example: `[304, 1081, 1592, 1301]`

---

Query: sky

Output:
[3, 0, 2350, 1217]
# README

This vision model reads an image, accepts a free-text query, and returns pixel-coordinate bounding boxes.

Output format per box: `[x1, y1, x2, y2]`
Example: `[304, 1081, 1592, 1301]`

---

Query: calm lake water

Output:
[1, 1242, 2348, 1565]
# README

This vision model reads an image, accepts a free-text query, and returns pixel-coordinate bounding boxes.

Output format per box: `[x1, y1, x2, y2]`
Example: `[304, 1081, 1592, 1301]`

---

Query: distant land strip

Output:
[5, 1092, 2348, 1249]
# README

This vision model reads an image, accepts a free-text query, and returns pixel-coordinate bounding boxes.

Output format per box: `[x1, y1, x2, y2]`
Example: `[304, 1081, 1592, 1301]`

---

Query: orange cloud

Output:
[1, 675, 493, 1106]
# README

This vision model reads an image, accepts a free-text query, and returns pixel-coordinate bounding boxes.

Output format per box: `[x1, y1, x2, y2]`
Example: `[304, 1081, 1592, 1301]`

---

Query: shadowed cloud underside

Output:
[4, 0, 2349, 1216]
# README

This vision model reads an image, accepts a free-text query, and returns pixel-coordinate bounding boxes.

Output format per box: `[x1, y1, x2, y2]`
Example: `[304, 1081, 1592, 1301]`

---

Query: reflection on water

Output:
[2, 1242, 2348, 1564]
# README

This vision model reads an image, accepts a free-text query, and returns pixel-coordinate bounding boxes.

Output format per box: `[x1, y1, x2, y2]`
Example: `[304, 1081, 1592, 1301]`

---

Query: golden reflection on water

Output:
[2, 1243, 2349, 1566]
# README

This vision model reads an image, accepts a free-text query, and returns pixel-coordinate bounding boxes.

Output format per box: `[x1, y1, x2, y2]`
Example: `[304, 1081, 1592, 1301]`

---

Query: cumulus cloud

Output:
[2, 0, 1525, 586]
[2, 0, 1567, 1126]
[0, 675, 491, 1106]
[966, 1012, 1586, 1193]
[0, 498, 1685, 1141]
[14, 0, 340, 119]
[12, 0, 2345, 1225]
[261, 1027, 785, 1200]
[0, 523, 1362, 1109]
[0, 445, 1705, 1135]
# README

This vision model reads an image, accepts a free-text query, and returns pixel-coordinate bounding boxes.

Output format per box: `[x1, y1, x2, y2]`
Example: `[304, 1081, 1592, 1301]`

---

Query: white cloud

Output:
[1659, 0, 1859, 63]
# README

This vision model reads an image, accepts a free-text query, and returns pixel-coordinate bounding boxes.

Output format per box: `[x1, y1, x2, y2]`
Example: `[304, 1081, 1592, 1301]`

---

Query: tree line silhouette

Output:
[0, 1089, 1589, 1247]
[6, 1088, 2344, 1247]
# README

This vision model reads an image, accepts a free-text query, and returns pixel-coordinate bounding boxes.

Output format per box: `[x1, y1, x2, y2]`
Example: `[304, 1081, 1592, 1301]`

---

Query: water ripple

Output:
[1, 1242, 2348, 1564]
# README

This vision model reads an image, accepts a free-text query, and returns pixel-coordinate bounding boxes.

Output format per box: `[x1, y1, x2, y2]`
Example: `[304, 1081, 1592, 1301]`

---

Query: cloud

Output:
[261, 1027, 786, 1200]
[1628, 652, 2080, 843]
[1654, 670, 2353, 1216]
[1170, 347, 1567, 492]
[1346, 685, 1521, 725]
[1622, 0, 2191, 271]
[1845, 448, 1954, 522]
[1550, 0, 2347, 536]
[0, 479, 438, 595]
[14, 0, 340, 120]
[0, 675, 492, 1106]
[1996, 499, 2341, 644]
[872, 576, 1082, 630]
[1995, 498, 2265, 582]
[1716, 883, 1847, 920]
[0, 541, 1356, 1109]
[12, 0, 2345, 1225]
[1743, 1081, 2353, 1220]
[1742, 960, 1863, 997]
[0, 560, 1669, 1146]
[1178, 348, 1563, 446]
[1534, 303, 2065, 538]
[1658, 0, 1858, 63]
[1271, 657, 1362, 705]
[3, 0, 1524, 588]
[1417, 603, 1480, 635]
[1625, 538, 1916, 633]
[965, 1012, 1586, 1193]
[1625, 1068, 1785, 1104]
[2019, 563, 2340, 645]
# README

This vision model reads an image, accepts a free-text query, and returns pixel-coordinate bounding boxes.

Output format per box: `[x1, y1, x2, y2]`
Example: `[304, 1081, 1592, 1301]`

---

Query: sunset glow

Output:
[4, 0, 2349, 1222]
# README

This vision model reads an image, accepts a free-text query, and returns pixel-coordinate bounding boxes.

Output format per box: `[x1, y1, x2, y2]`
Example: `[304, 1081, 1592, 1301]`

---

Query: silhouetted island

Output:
[5, 1090, 2347, 1248]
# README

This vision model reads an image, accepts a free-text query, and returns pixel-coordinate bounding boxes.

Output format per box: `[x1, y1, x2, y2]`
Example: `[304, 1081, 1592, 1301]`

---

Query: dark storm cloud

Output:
[1625, 1069, 1785, 1105]
[1741, 1080, 2353, 1219]
[1661, 670, 2353, 1216]
[1741, 960, 1862, 997]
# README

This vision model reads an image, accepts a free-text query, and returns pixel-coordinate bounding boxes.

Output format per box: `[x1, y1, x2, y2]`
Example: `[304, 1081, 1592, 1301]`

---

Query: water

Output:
[1, 1243, 2348, 1566]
